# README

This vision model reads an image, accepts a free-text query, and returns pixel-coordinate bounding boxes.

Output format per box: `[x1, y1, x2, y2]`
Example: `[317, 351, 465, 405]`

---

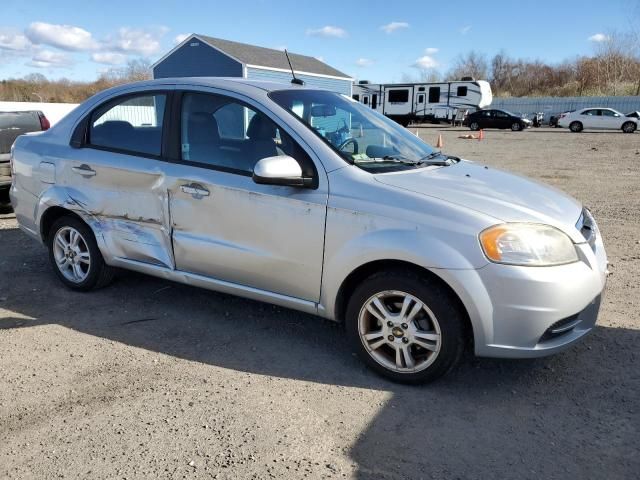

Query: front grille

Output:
[576, 208, 597, 252]
[540, 314, 581, 342]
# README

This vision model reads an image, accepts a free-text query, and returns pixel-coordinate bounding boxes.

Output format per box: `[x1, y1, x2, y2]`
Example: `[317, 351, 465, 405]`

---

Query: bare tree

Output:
[401, 69, 442, 83]
[447, 51, 489, 80]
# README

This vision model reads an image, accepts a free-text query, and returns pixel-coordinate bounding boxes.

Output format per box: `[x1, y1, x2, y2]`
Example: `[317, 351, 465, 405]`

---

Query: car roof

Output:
[109, 77, 326, 94]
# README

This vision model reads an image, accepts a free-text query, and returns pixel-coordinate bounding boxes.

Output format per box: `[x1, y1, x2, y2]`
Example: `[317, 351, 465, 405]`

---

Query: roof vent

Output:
[358, 80, 370, 84]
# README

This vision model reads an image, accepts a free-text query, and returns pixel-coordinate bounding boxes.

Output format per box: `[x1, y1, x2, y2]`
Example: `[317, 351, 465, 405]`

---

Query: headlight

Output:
[479, 223, 578, 266]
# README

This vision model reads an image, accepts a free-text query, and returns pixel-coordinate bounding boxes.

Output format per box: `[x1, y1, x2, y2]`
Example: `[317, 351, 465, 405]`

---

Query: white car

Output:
[558, 107, 637, 133]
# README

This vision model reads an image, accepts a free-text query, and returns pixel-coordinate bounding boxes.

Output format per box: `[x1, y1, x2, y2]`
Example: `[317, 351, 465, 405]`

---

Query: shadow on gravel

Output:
[1, 226, 638, 479]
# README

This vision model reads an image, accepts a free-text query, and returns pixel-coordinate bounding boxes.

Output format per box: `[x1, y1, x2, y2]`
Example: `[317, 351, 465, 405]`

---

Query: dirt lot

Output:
[1, 126, 639, 479]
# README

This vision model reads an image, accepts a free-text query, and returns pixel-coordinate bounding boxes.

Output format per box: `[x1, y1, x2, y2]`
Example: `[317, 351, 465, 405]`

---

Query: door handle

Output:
[72, 164, 96, 177]
[180, 183, 210, 197]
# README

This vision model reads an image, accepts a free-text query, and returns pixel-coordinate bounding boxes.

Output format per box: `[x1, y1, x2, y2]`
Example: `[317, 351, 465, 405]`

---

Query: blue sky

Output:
[0, 0, 636, 83]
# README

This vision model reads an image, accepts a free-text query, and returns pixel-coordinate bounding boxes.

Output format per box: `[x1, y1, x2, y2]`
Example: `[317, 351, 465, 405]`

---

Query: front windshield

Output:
[269, 89, 437, 172]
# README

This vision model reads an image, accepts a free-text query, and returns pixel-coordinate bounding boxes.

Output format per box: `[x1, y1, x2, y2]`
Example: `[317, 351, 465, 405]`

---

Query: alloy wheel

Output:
[358, 290, 442, 373]
[52, 226, 91, 283]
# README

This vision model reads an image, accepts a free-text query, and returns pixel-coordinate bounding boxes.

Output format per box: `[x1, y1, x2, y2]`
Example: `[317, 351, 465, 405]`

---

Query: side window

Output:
[601, 109, 615, 117]
[89, 93, 166, 156]
[457, 86, 468, 96]
[352, 94, 360, 102]
[180, 92, 311, 175]
[372, 94, 377, 109]
[417, 94, 425, 104]
[428, 87, 440, 103]
[495, 111, 509, 118]
[582, 109, 595, 116]
[363, 96, 369, 105]
[388, 89, 409, 103]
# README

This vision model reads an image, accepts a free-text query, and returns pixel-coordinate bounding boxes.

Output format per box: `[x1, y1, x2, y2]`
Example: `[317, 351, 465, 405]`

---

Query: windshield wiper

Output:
[417, 151, 452, 166]
[354, 155, 420, 166]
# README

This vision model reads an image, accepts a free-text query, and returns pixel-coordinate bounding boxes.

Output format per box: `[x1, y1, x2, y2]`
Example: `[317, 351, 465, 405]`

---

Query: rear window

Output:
[89, 93, 166, 156]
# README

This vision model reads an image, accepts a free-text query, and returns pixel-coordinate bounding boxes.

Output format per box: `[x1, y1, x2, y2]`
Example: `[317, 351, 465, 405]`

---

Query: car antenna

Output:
[285, 49, 305, 86]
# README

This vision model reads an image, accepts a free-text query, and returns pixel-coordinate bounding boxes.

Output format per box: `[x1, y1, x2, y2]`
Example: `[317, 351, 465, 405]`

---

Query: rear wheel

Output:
[346, 270, 466, 384]
[47, 216, 115, 291]
[569, 121, 583, 132]
[469, 121, 480, 131]
[511, 122, 522, 131]
[622, 121, 636, 133]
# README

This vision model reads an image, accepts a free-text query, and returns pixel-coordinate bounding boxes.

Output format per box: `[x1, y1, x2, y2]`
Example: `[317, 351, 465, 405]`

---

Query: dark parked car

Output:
[626, 111, 640, 119]
[0, 110, 50, 202]
[464, 109, 532, 131]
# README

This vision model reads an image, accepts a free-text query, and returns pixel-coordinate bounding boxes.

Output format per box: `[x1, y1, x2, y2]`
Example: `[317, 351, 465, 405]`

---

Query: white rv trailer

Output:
[352, 79, 493, 126]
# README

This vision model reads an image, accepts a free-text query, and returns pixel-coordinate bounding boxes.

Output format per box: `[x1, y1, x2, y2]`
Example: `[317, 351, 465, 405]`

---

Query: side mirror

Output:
[252, 155, 312, 187]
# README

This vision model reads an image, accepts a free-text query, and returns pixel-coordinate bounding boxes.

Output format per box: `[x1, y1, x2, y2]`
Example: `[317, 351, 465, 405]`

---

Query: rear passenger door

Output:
[580, 109, 598, 129]
[64, 89, 176, 268]
[493, 110, 510, 129]
[480, 110, 494, 128]
[166, 90, 328, 302]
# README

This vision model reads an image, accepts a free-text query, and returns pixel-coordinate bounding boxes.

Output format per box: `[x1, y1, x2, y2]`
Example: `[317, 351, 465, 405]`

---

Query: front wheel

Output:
[47, 215, 115, 291]
[345, 270, 466, 384]
[622, 121, 636, 133]
[469, 121, 480, 131]
[511, 122, 522, 131]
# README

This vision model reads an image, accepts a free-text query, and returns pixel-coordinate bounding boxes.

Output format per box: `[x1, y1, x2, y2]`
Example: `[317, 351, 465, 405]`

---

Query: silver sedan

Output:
[9, 78, 608, 383]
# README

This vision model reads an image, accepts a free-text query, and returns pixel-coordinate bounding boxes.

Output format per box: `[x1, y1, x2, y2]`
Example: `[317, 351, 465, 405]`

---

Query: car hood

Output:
[374, 160, 585, 241]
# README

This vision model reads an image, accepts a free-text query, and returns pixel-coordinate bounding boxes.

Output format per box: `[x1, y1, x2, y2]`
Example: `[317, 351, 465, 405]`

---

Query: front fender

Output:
[319, 205, 489, 315]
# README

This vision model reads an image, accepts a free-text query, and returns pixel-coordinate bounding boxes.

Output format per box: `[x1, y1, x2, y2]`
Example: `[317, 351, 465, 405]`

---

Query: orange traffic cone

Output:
[478, 129, 485, 141]
[436, 133, 443, 148]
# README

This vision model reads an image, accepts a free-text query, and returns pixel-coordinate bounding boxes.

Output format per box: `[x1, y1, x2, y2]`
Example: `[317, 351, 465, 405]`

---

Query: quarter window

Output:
[89, 93, 166, 156]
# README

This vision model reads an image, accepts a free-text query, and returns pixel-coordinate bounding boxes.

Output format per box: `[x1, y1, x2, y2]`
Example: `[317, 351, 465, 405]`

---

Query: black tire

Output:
[47, 215, 115, 291]
[0, 188, 12, 214]
[569, 121, 583, 133]
[469, 121, 480, 131]
[511, 122, 522, 131]
[345, 269, 466, 384]
[621, 121, 636, 133]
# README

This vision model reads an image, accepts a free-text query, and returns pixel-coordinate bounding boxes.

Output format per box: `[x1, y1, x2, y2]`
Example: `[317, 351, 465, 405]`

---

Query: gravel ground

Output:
[1, 126, 639, 479]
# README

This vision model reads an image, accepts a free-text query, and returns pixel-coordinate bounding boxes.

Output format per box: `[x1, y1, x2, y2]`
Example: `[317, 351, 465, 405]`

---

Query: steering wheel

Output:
[337, 137, 359, 154]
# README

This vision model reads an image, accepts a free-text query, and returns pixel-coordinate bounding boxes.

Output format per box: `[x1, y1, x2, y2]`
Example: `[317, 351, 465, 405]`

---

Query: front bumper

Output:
[436, 236, 608, 359]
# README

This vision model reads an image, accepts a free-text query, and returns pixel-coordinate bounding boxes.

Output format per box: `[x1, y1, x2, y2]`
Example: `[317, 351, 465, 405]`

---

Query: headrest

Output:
[247, 114, 277, 140]
[187, 112, 220, 142]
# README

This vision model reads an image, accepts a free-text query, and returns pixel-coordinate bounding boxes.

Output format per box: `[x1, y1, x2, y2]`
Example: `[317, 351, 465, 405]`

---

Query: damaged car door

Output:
[65, 90, 175, 268]
[167, 90, 328, 302]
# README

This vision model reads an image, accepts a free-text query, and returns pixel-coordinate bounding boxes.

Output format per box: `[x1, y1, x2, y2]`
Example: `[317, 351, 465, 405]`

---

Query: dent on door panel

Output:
[59, 160, 174, 269]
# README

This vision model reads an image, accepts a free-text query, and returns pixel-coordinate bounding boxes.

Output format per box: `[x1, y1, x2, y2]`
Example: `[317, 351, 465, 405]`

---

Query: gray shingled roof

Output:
[195, 35, 351, 79]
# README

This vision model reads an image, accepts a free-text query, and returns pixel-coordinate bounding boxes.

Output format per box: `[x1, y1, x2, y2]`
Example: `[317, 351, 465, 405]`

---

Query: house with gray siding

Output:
[152, 34, 353, 95]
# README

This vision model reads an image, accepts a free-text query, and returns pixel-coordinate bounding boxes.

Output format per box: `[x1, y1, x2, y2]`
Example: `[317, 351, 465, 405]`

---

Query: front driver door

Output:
[167, 90, 328, 302]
